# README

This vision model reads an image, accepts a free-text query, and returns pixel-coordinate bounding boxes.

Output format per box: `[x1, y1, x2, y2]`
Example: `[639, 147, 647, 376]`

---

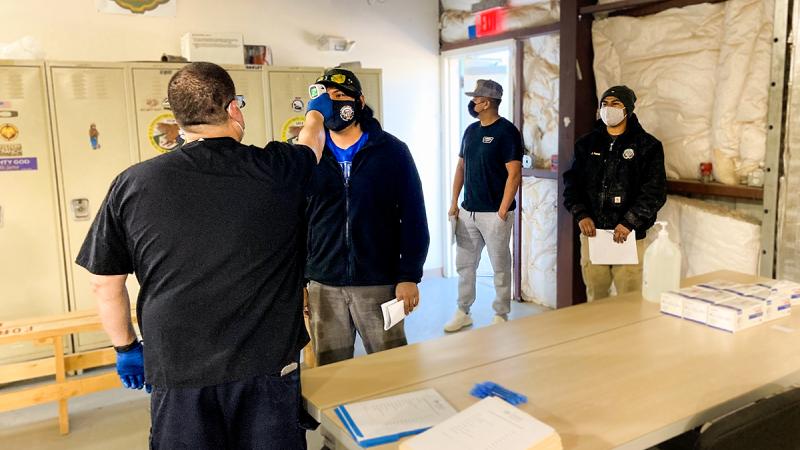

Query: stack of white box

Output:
[660, 279, 800, 333]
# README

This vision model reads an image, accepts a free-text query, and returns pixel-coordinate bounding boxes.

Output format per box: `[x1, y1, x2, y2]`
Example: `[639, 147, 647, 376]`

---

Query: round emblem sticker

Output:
[339, 105, 355, 121]
[291, 98, 304, 112]
[0, 123, 19, 141]
[622, 148, 635, 160]
[148, 113, 180, 154]
[281, 115, 306, 144]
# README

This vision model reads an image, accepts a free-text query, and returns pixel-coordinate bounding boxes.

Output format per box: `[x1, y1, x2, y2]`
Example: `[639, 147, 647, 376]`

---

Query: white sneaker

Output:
[444, 310, 473, 332]
[491, 315, 507, 325]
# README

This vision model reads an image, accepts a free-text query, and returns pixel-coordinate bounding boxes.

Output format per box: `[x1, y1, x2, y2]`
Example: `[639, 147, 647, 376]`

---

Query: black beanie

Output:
[601, 85, 636, 114]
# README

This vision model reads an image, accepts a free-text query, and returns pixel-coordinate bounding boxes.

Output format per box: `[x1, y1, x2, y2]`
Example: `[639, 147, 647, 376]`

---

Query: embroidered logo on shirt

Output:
[482, 136, 494, 144]
[623, 148, 635, 159]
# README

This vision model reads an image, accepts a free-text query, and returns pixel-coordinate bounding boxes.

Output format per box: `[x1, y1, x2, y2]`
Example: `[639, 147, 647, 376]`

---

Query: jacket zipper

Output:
[344, 176, 353, 284]
[600, 139, 615, 207]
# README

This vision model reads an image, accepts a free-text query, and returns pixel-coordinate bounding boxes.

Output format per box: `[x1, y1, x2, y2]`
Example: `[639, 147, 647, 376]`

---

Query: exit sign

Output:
[475, 7, 506, 37]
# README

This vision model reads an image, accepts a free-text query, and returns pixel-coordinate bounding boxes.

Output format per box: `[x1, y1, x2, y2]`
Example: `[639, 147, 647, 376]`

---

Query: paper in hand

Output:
[381, 298, 407, 330]
[588, 229, 638, 265]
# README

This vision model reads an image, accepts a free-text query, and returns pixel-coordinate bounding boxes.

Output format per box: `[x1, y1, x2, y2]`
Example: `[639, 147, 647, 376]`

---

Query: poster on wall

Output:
[96, 0, 177, 17]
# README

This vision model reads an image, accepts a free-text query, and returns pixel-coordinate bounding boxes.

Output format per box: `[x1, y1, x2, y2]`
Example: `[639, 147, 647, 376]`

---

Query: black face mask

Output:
[468, 100, 479, 118]
[325, 100, 360, 131]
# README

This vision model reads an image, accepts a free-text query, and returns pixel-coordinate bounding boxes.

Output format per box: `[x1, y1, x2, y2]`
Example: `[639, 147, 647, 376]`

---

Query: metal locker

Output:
[0, 61, 70, 363]
[131, 63, 186, 162]
[265, 67, 322, 143]
[224, 64, 269, 146]
[351, 69, 383, 123]
[133, 63, 269, 162]
[264, 66, 384, 143]
[47, 62, 140, 351]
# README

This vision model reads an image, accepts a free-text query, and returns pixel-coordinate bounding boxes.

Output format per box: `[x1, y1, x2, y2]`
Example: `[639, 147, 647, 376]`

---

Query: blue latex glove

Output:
[116, 340, 151, 393]
[306, 91, 333, 121]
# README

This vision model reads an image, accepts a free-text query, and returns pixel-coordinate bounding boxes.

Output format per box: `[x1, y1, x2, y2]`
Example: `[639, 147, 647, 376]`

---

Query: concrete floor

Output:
[0, 275, 548, 450]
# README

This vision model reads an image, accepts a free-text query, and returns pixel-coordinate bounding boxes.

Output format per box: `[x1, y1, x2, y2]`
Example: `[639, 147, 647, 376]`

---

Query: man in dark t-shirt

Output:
[445, 79, 523, 333]
[76, 62, 329, 449]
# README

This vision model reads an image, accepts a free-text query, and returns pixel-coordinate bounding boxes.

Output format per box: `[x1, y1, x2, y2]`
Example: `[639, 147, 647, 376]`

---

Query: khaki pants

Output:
[579, 234, 647, 301]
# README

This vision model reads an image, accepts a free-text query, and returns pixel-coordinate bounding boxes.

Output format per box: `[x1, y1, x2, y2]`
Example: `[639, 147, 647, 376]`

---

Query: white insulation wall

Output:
[440, 1, 559, 43]
[593, 0, 773, 185]
[777, 11, 800, 282]
[521, 178, 558, 307]
[523, 34, 560, 168]
[520, 33, 559, 308]
[648, 196, 761, 277]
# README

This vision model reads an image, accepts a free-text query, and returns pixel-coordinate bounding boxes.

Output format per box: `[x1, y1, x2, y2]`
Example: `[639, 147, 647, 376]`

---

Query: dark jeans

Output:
[149, 367, 317, 450]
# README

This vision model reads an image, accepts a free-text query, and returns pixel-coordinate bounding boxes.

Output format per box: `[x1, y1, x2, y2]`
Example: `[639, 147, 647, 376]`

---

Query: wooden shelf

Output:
[523, 168, 558, 179]
[580, 0, 727, 17]
[440, 22, 559, 52]
[666, 179, 764, 201]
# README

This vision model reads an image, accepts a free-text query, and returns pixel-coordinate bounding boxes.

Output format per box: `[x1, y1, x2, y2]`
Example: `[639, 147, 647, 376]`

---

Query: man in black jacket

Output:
[305, 68, 430, 366]
[563, 85, 666, 301]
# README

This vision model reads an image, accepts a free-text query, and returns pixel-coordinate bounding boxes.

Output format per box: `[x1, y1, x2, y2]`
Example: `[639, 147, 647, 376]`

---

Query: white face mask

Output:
[600, 106, 626, 127]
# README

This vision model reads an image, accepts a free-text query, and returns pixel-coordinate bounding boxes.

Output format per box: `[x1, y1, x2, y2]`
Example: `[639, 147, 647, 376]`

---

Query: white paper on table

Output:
[382, 298, 407, 331]
[400, 396, 560, 450]
[588, 229, 638, 265]
[337, 388, 457, 444]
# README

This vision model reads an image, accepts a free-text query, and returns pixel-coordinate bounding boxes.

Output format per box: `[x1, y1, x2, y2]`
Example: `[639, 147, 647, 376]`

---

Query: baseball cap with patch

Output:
[465, 79, 503, 99]
[316, 67, 362, 98]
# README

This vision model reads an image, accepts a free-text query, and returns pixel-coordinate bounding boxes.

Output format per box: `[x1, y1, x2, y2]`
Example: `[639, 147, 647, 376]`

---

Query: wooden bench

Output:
[1, 296, 316, 435]
[0, 310, 133, 434]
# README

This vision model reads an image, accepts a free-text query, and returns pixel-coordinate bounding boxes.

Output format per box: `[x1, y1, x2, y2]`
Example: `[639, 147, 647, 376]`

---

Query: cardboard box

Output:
[660, 291, 684, 317]
[181, 32, 244, 65]
[707, 297, 764, 333]
[757, 279, 800, 306]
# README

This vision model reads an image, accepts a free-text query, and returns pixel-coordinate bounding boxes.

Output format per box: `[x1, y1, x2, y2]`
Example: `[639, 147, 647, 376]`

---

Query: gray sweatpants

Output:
[307, 281, 407, 366]
[455, 209, 514, 318]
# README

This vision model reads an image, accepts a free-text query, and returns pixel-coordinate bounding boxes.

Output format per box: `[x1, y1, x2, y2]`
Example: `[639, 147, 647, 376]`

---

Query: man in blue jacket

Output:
[305, 67, 430, 366]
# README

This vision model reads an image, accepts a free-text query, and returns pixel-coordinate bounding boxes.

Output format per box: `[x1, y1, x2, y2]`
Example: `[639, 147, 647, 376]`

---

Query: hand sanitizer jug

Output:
[642, 221, 681, 302]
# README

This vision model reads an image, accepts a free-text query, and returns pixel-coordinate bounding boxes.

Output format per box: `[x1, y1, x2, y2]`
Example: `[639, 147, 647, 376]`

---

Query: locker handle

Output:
[71, 199, 91, 221]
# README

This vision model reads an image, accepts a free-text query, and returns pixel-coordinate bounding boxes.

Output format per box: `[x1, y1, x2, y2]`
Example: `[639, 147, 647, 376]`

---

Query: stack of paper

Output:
[335, 389, 457, 447]
[399, 397, 562, 450]
[587, 229, 638, 265]
[381, 298, 407, 331]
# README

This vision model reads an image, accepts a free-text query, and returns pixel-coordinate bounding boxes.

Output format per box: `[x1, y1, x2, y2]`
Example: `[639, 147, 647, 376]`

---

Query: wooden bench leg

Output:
[52, 336, 69, 435]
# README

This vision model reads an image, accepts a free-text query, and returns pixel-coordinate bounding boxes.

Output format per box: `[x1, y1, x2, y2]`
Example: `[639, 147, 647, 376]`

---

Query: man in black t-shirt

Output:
[445, 79, 523, 333]
[76, 62, 328, 449]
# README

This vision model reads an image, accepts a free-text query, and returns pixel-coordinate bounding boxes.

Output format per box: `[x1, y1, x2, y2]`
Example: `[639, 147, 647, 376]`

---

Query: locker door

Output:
[227, 66, 268, 146]
[49, 65, 139, 351]
[352, 69, 383, 123]
[132, 65, 184, 162]
[266, 69, 321, 143]
[0, 63, 69, 363]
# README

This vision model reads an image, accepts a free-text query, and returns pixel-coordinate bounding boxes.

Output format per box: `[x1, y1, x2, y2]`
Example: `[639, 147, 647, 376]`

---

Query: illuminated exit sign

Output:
[475, 7, 506, 37]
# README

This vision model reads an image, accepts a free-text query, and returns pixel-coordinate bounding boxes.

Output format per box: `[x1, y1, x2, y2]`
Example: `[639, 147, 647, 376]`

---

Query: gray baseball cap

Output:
[465, 79, 503, 99]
